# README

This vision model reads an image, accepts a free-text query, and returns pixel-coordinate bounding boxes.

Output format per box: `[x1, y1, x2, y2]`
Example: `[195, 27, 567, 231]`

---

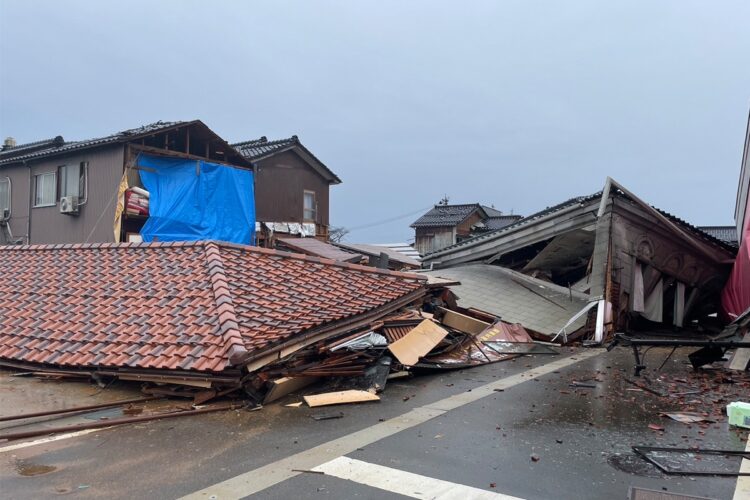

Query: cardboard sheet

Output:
[388, 319, 449, 366]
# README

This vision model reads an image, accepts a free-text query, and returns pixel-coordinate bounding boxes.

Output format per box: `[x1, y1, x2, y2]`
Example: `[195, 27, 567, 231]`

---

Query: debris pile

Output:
[0, 240, 543, 425]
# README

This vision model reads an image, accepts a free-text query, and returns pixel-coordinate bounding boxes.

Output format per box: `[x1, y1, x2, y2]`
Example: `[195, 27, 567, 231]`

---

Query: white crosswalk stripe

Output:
[313, 456, 524, 500]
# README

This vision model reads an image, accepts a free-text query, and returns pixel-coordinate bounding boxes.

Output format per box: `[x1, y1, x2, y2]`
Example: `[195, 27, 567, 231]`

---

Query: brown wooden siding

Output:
[28, 145, 125, 244]
[415, 227, 455, 255]
[254, 150, 330, 226]
[456, 212, 483, 236]
[0, 164, 31, 243]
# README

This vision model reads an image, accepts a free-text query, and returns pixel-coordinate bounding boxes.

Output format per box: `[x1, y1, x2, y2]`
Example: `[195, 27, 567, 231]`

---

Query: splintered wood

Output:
[303, 390, 380, 407]
[387, 319, 449, 366]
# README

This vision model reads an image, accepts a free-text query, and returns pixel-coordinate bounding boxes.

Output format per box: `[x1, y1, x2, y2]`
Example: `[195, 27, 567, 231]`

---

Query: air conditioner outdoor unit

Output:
[60, 196, 79, 215]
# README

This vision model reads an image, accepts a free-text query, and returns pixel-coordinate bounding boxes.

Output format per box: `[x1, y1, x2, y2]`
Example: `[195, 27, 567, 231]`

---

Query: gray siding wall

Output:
[0, 164, 31, 243]
[27, 145, 125, 244]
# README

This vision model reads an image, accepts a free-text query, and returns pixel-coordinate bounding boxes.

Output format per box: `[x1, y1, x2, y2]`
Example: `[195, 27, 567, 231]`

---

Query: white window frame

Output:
[58, 161, 88, 202]
[0, 177, 10, 219]
[303, 190, 317, 222]
[33, 171, 57, 208]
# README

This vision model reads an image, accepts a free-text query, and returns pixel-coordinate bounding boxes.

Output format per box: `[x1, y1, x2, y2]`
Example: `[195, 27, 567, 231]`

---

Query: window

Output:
[34, 172, 57, 207]
[0, 177, 9, 219]
[59, 162, 86, 200]
[303, 190, 316, 221]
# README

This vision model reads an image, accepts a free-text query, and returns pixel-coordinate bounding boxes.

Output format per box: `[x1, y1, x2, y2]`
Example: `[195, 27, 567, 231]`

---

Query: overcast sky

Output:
[1, 1, 749, 243]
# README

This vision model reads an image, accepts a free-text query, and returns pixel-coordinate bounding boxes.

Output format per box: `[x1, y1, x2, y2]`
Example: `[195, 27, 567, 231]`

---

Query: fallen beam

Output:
[0, 396, 163, 423]
[0, 403, 241, 441]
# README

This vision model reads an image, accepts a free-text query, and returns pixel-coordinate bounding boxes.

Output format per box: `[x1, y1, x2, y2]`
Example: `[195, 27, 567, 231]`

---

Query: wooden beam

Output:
[129, 144, 250, 169]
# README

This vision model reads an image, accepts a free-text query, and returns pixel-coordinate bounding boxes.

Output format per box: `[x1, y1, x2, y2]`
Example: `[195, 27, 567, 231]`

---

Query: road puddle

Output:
[14, 459, 57, 476]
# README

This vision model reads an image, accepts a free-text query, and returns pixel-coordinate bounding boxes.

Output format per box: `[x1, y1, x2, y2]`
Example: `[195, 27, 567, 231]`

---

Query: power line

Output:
[345, 205, 433, 233]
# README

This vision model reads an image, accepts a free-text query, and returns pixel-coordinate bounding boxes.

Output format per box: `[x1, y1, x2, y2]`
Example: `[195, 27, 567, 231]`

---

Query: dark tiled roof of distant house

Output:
[697, 226, 738, 246]
[0, 241, 424, 373]
[0, 121, 187, 166]
[482, 215, 524, 231]
[480, 205, 505, 217]
[411, 204, 489, 228]
[232, 136, 342, 184]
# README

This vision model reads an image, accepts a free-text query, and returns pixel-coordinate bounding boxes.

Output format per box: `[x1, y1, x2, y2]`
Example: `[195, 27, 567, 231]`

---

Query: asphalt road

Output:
[1, 347, 748, 500]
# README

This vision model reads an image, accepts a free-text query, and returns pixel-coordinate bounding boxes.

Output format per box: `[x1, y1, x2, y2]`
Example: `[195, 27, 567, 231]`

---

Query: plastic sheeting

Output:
[138, 154, 255, 244]
[722, 199, 750, 321]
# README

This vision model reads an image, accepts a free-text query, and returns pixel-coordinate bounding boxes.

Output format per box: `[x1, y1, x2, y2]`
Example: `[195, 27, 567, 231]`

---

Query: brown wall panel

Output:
[254, 150, 330, 225]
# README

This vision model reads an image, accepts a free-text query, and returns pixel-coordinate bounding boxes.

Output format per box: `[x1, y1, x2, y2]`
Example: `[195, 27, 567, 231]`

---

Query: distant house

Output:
[699, 226, 738, 247]
[233, 136, 341, 244]
[0, 120, 251, 245]
[410, 203, 521, 255]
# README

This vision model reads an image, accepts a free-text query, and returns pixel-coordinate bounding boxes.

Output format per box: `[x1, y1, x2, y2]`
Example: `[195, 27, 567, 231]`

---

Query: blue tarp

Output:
[138, 154, 255, 244]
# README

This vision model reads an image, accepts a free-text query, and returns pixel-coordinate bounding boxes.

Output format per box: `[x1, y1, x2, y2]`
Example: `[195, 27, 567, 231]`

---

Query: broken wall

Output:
[607, 197, 732, 330]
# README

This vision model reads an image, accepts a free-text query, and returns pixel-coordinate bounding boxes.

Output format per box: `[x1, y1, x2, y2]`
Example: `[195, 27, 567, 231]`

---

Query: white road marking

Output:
[734, 433, 750, 500]
[0, 427, 111, 453]
[312, 456, 523, 499]
[180, 349, 601, 499]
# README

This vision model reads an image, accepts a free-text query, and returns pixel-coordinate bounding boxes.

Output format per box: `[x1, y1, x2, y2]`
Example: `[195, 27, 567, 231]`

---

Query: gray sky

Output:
[1, 1, 749, 243]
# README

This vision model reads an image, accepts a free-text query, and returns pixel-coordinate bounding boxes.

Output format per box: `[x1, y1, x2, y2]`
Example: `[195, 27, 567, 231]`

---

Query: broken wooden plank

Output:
[117, 374, 213, 388]
[438, 308, 490, 335]
[388, 319, 449, 366]
[264, 376, 319, 404]
[303, 390, 380, 407]
[728, 332, 750, 371]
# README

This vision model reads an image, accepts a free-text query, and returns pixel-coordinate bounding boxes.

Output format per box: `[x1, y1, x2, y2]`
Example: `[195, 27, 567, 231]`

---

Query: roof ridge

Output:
[203, 242, 249, 365]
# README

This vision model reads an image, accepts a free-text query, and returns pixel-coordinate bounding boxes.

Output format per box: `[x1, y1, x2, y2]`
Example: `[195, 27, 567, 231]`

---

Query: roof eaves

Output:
[423, 193, 602, 258]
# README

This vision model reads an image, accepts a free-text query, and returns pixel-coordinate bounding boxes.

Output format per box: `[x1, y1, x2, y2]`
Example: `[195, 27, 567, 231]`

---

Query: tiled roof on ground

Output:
[232, 136, 341, 184]
[424, 264, 590, 335]
[697, 226, 738, 246]
[0, 121, 187, 166]
[410, 204, 487, 228]
[276, 237, 363, 262]
[0, 241, 425, 373]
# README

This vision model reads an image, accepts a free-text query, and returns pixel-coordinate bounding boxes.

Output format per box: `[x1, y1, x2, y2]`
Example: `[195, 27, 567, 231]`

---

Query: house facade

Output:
[232, 136, 341, 244]
[0, 121, 252, 245]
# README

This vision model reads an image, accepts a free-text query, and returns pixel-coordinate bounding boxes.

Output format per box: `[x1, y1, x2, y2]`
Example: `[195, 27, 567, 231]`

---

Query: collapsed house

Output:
[0, 242, 421, 389]
[0, 240, 537, 404]
[422, 178, 737, 342]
